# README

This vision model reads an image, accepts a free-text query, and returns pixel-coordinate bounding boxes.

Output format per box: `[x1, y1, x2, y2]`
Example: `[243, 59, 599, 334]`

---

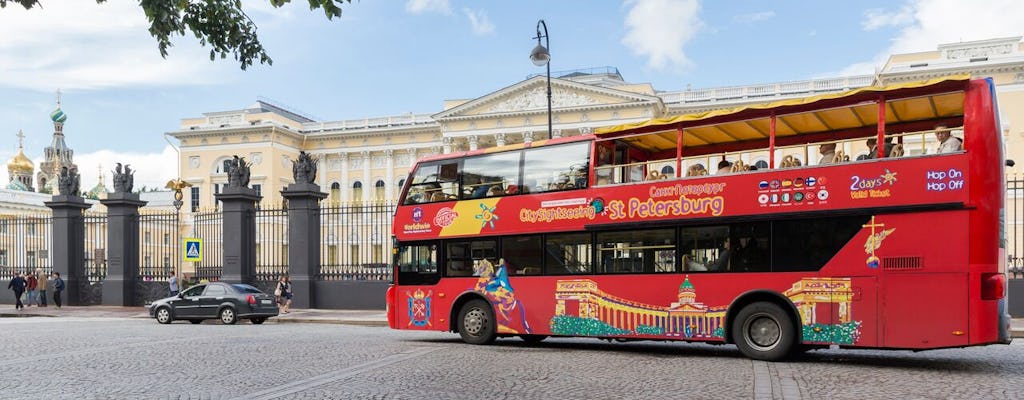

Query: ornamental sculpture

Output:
[226, 155, 251, 188]
[58, 165, 80, 196]
[112, 162, 135, 193]
[292, 151, 318, 184]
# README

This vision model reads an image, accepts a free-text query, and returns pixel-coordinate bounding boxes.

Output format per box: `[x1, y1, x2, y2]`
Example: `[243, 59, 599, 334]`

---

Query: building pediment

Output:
[434, 76, 662, 120]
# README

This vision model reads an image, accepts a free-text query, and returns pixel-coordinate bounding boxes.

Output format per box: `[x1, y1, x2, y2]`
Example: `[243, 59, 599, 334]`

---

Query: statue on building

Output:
[292, 151, 317, 184]
[227, 155, 251, 188]
[57, 165, 80, 196]
[112, 162, 135, 193]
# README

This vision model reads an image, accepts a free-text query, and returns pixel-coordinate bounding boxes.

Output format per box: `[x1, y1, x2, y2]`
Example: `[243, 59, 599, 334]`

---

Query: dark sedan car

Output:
[148, 282, 279, 325]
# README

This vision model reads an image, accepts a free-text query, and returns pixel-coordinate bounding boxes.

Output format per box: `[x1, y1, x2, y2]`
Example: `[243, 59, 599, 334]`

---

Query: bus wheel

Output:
[731, 301, 795, 361]
[520, 335, 547, 344]
[458, 299, 496, 345]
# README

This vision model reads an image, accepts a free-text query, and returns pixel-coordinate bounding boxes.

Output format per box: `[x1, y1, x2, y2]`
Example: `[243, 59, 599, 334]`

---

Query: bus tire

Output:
[458, 299, 497, 345]
[731, 301, 795, 361]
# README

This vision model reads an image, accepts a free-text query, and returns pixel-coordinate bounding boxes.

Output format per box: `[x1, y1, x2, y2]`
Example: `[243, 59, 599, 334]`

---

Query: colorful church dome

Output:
[50, 106, 67, 123]
[7, 148, 33, 174]
[679, 276, 695, 292]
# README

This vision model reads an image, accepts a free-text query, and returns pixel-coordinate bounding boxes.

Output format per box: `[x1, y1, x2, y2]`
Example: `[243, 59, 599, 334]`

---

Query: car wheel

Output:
[189, 319, 203, 325]
[457, 299, 496, 345]
[219, 307, 238, 325]
[520, 335, 547, 344]
[251, 317, 267, 325]
[731, 301, 796, 361]
[155, 307, 173, 324]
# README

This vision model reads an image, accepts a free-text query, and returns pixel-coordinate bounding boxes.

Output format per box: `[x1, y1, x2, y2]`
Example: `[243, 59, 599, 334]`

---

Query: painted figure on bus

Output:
[473, 258, 533, 334]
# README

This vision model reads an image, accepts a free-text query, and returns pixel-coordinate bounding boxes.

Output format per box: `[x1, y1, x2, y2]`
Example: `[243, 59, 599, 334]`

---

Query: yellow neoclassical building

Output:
[169, 36, 1024, 213]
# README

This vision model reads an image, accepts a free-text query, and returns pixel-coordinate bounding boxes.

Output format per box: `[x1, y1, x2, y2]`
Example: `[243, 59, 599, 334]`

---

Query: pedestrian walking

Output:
[168, 269, 179, 297]
[25, 270, 37, 307]
[35, 268, 48, 307]
[279, 275, 293, 314]
[52, 272, 65, 309]
[7, 271, 26, 310]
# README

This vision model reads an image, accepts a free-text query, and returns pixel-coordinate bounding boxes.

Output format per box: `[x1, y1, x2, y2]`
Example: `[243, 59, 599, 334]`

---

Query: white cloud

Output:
[0, 2, 235, 91]
[622, 0, 703, 69]
[841, 0, 1024, 75]
[462, 8, 495, 36]
[4, 145, 180, 194]
[733, 11, 776, 23]
[405, 0, 452, 15]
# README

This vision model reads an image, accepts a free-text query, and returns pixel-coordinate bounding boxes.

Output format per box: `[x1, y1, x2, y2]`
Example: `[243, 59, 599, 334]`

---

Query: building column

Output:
[339, 153, 349, 202]
[281, 182, 328, 309]
[407, 148, 418, 167]
[468, 135, 479, 151]
[361, 151, 371, 202]
[523, 131, 534, 144]
[215, 186, 261, 284]
[45, 194, 89, 306]
[495, 133, 506, 147]
[99, 192, 147, 306]
[442, 137, 452, 154]
[384, 149, 394, 201]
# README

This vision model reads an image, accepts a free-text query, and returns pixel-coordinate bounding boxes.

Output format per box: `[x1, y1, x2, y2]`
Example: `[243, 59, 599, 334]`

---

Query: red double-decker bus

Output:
[385, 76, 1010, 360]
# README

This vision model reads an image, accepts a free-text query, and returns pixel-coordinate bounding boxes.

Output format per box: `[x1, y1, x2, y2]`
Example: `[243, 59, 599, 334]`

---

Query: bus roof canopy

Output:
[595, 74, 969, 153]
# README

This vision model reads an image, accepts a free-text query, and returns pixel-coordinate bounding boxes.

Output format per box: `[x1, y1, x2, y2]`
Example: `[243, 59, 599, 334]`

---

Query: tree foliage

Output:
[0, 0, 350, 69]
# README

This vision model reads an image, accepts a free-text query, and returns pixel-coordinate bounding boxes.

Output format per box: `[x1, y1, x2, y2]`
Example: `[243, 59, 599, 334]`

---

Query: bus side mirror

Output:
[1007, 159, 1015, 167]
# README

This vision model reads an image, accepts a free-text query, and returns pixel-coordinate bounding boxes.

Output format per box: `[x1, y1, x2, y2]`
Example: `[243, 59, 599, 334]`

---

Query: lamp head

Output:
[530, 44, 550, 66]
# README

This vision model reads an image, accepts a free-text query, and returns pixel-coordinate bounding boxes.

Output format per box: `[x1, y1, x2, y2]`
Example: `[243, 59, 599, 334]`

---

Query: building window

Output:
[327, 245, 338, 265]
[0, 249, 7, 266]
[330, 182, 341, 204]
[144, 231, 152, 244]
[253, 184, 262, 198]
[190, 187, 200, 212]
[163, 233, 170, 245]
[374, 180, 385, 201]
[352, 181, 363, 203]
[27, 224, 36, 235]
[26, 250, 35, 268]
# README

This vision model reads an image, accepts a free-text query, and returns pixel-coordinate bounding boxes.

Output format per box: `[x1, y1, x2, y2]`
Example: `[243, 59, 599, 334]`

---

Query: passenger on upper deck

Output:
[866, 138, 895, 159]
[935, 125, 963, 154]
[716, 160, 733, 175]
[818, 143, 837, 164]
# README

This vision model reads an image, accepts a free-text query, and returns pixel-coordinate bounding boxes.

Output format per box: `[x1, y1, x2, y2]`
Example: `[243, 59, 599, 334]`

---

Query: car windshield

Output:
[232, 284, 263, 294]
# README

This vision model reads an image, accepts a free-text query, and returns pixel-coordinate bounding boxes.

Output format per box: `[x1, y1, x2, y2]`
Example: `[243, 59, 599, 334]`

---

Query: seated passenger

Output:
[716, 160, 733, 175]
[818, 143, 837, 165]
[430, 191, 447, 202]
[686, 164, 708, 177]
[935, 125, 963, 153]
[866, 137, 895, 159]
[645, 170, 663, 181]
[730, 160, 748, 173]
[684, 238, 731, 272]
[469, 184, 490, 199]
[487, 186, 505, 196]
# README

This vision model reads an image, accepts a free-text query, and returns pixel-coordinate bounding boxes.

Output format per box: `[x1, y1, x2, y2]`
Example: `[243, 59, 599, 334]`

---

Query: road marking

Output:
[753, 360, 803, 400]
[234, 346, 441, 400]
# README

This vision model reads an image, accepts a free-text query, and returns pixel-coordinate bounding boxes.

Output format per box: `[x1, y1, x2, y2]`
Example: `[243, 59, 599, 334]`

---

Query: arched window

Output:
[330, 182, 341, 204]
[374, 180, 386, 201]
[660, 166, 675, 176]
[754, 160, 769, 170]
[213, 157, 232, 174]
[352, 181, 363, 203]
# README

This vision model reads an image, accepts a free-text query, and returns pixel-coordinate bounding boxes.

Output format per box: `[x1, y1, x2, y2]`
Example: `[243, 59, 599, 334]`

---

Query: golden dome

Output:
[7, 148, 34, 173]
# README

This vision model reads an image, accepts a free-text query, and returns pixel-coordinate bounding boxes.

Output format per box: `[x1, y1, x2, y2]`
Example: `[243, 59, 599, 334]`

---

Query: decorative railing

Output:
[661, 75, 875, 105]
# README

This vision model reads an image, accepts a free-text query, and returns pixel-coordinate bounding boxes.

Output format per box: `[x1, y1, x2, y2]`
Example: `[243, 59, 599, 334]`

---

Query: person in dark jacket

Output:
[7, 271, 26, 310]
[51, 272, 65, 309]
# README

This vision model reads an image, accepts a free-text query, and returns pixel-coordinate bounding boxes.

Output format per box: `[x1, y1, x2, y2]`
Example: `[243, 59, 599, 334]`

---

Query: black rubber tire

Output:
[219, 307, 238, 325]
[155, 307, 173, 324]
[189, 319, 203, 325]
[251, 317, 267, 325]
[520, 335, 547, 344]
[457, 299, 497, 345]
[731, 301, 796, 361]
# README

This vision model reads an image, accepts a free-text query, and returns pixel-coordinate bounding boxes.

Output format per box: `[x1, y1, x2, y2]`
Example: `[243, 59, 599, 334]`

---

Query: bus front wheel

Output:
[458, 299, 497, 345]
[731, 301, 796, 361]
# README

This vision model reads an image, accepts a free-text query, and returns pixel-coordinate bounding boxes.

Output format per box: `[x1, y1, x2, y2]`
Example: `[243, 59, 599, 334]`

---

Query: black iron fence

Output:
[255, 206, 288, 281]
[1008, 177, 1024, 279]
[192, 209, 223, 282]
[320, 201, 395, 281]
[83, 213, 107, 283]
[139, 211, 179, 281]
[0, 214, 52, 281]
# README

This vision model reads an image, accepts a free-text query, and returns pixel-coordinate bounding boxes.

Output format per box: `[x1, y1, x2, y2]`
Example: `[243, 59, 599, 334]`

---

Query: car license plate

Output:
[261, 299, 272, 305]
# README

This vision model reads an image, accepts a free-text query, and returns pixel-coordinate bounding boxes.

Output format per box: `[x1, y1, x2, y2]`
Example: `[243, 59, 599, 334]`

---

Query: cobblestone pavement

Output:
[1, 317, 1023, 399]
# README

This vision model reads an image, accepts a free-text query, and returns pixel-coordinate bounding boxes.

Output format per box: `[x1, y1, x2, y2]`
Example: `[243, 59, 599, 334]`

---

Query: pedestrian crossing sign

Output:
[183, 238, 203, 262]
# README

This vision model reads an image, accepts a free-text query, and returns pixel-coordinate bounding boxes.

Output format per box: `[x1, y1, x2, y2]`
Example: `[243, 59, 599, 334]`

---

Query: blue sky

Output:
[0, 0, 1022, 189]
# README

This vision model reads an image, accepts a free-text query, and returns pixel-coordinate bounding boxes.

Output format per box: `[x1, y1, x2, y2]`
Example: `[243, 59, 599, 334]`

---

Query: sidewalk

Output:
[0, 305, 387, 327]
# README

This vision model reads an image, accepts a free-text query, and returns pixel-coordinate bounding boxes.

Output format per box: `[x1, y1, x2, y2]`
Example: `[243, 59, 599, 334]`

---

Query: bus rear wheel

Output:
[731, 301, 796, 361]
[458, 299, 497, 345]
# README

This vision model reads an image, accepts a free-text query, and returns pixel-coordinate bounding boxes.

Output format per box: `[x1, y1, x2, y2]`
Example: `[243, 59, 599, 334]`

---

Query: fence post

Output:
[45, 194, 89, 306]
[216, 187, 260, 284]
[282, 183, 327, 309]
[99, 193, 147, 306]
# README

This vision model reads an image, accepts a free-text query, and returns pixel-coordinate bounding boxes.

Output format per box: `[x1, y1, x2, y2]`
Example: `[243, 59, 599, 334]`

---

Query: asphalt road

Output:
[1, 317, 1022, 399]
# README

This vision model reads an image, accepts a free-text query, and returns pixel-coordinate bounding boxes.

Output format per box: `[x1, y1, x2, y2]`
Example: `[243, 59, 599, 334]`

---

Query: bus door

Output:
[395, 242, 441, 329]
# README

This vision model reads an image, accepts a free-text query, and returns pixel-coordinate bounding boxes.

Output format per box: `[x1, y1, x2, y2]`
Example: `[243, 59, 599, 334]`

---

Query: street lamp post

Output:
[530, 19, 552, 140]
